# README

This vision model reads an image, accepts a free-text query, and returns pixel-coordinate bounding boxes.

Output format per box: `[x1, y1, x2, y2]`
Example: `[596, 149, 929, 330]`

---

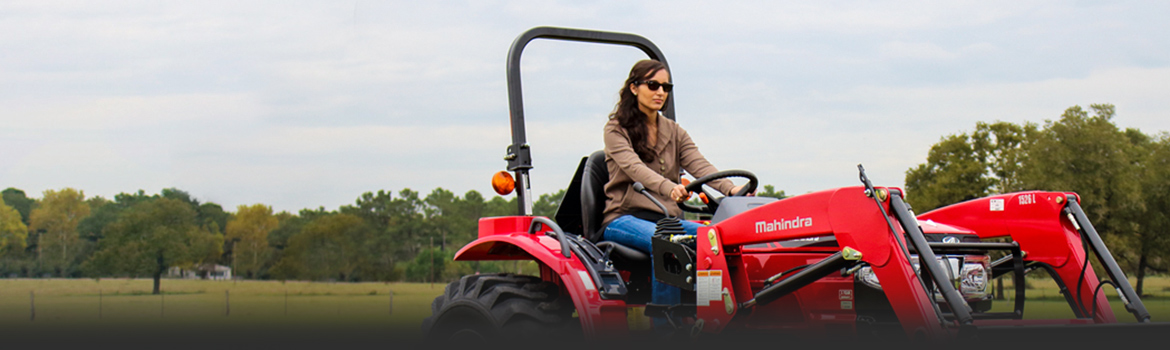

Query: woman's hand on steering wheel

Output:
[670, 184, 690, 203]
[679, 169, 759, 214]
[730, 184, 755, 197]
[677, 180, 752, 203]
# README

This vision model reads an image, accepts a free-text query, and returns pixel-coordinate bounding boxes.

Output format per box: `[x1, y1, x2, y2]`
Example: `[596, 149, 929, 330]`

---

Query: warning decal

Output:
[990, 198, 1005, 211]
[696, 270, 722, 306]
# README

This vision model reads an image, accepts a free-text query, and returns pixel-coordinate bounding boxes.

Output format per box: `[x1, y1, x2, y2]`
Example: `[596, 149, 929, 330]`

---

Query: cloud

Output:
[879, 41, 960, 61]
[4, 94, 263, 131]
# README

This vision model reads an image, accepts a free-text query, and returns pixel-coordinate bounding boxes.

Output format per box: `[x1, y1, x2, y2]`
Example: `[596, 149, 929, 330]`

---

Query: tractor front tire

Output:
[421, 273, 578, 342]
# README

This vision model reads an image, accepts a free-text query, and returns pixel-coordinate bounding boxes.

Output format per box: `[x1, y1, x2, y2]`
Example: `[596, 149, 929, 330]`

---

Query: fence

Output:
[0, 278, 440, 333]
[6, 276, 1170, 330]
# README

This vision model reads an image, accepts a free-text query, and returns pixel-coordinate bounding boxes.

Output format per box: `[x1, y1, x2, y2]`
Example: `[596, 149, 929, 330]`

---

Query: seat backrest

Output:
[580, 150, 609, 242]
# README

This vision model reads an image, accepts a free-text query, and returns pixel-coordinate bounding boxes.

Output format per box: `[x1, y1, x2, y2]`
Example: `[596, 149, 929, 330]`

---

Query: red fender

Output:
[454, 216, 630, 337]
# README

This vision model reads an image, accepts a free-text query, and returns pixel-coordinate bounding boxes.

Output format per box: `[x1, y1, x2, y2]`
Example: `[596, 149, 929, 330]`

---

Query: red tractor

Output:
[421, 26, 1165, 343]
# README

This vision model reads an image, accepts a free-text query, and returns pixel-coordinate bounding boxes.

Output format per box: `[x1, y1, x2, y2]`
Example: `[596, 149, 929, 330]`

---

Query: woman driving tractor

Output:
[600, 59, 752, 332]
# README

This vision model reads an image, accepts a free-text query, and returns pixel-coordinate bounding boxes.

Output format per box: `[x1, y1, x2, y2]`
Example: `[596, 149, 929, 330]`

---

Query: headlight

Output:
[959, 255, 990, 299]
[857, 266, 882, 290]
[854, 254, 991, 301]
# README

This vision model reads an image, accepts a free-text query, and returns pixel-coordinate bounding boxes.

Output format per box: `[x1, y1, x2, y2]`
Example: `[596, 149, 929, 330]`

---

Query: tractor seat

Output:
[580, 150, 649, 264]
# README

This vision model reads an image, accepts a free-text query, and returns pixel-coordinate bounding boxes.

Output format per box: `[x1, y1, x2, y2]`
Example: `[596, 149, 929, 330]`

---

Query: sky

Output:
[3, 1, 1169, 214]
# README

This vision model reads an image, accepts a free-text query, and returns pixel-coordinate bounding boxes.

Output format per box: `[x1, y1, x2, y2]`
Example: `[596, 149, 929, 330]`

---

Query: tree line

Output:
[3, 103, 1162, 296]
[0, 186, 571, 294]
[904, 103, 1170, 295]
[0, 180, 786, 295]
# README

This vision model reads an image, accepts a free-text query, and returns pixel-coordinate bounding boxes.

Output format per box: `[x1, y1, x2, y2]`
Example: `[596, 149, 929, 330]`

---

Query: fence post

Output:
[389, 290, 394, 315]
[284, 289, 288, 316]
[160, 291, 165, 318]
[30, 291, 35, 321]
[225, 290, 230, 316]
[430, 237, 434, 289]
[99, 289, 103, 320]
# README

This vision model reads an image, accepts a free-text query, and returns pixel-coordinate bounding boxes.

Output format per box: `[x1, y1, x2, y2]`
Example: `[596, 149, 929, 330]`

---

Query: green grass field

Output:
[987, 275, 1170, 322]
[0, 278, 445, 341]
[3, 274, 1169, 340]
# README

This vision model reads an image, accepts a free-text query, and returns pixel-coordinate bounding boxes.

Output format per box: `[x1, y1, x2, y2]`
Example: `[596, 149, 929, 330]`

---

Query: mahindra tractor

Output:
[421, 26, 1166, 343]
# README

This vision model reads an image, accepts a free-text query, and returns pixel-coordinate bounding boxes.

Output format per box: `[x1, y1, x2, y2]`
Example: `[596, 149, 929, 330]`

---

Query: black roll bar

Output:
[1064, 196, 1151, 322]
[505, 26, 674, 215]
[889, 190, 975, 326]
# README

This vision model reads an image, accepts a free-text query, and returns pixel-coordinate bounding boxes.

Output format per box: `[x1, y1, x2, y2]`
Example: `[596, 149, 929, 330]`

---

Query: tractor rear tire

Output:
[421, 273, 578, 342]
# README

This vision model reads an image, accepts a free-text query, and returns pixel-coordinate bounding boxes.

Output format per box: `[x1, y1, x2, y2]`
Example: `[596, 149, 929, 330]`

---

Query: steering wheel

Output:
[679, 169, 758, 214]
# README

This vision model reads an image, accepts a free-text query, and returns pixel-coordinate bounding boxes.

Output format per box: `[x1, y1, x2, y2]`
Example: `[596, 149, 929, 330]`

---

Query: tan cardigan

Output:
[602, 115, 734, 225]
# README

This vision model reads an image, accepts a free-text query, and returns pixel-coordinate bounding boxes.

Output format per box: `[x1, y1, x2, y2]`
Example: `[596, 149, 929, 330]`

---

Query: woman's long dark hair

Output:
[610, 59, 669, 163]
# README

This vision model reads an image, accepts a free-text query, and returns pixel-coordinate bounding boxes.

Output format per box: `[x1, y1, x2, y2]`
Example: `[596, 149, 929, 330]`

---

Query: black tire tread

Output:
[421, 273, 578, 340]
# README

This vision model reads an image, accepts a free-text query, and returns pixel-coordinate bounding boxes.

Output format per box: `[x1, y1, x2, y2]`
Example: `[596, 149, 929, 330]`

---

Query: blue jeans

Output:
[602, 215, 703, 330]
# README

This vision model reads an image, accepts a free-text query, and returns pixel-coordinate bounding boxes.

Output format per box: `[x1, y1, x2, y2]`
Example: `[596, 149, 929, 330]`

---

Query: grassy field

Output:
[987, 275, 1170, 322]
[0, 278, 445, 342]
[2, 275, 1169, 342]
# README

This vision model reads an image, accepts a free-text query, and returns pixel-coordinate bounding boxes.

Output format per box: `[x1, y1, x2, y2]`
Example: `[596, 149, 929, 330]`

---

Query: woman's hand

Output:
[731, 184, 756, 197]
[670, 184, 690, 202]
[673, 183, 752, 202]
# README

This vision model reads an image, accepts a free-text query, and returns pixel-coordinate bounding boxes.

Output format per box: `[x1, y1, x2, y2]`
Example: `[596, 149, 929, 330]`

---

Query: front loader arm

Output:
[698, 186, 953, 340]
[918, 191, 1150, 323]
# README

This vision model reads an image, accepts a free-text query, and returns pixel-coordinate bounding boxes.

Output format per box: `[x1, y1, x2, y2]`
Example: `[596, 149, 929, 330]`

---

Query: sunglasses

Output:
[636, 80, 673, 93]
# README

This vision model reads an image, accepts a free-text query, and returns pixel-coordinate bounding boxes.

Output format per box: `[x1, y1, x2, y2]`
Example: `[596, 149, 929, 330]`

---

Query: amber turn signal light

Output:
[492, 171, 515, 195]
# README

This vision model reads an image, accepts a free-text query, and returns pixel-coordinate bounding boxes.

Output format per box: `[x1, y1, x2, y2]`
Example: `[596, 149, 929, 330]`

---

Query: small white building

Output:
[204, 264, 232, 280]
[167, 264, 232, 280]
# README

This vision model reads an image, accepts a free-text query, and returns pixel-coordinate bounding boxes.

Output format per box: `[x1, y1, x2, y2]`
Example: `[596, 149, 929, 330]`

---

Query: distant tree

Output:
[455, 190, 504, 240]
[0, 198, 28, 254]
[269, 207, 329, 251]
[2, 188, 34, 225]
[158, 187, 228, 235]
[406, 247, 450, 283]
[533, 189, 566, 218]
[1135, 133, 1170, 294]
[972, 121, 1036, 194]
[29, 188, 91, 276]
[904, 133, 992, 212]
[756, 185, 787, 199]
[269, 213, 369, 281]
[340, 189, 423, 277]
[385, 189, 426, 261]
[83, 197, 223, 294]
[78, 197, 111, 240]
[263, 209, 322, 280]
[484, 195, 518, 217]
[160, 188, 195, 204]
[225, 204, 278, 279]
[198, 202, 230, 235]
[269, 210, 297, 251]
[78, 192, 152, 247]
[423, 188, 458, 252]
[113, 190, 155, 208]
[904, 121, 1036, 212]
